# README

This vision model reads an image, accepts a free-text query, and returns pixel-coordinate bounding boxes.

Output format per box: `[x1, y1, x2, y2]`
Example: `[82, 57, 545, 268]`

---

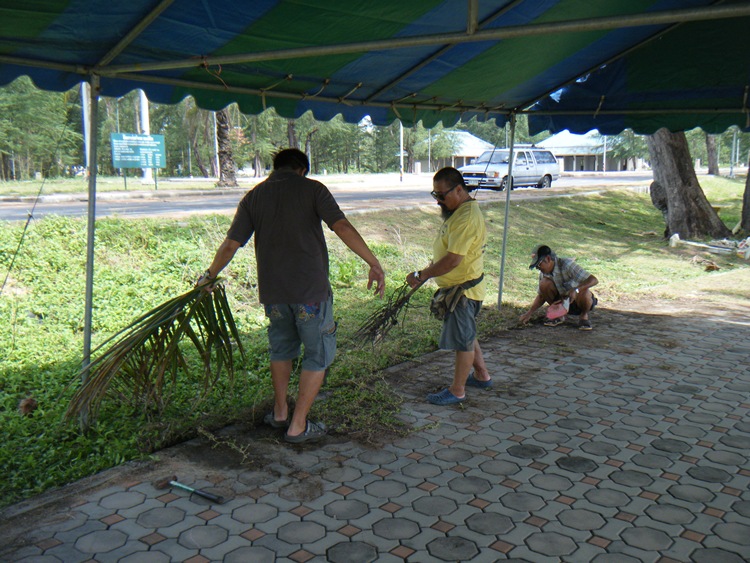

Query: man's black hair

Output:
[433, 166, 466, 189]
[273, 148, 310, 174]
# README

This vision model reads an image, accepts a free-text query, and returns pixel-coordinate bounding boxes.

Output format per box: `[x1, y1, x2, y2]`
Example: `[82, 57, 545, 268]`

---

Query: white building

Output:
[537, 130, 645, 172]
[416, 131, 495, 173]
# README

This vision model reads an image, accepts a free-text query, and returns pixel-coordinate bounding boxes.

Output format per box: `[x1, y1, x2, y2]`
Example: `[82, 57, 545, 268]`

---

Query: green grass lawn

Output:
[0, 178, 748, 508]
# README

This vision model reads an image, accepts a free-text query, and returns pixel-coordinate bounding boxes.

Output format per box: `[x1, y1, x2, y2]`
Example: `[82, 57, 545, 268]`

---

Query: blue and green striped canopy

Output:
[1, 0, 748, 133]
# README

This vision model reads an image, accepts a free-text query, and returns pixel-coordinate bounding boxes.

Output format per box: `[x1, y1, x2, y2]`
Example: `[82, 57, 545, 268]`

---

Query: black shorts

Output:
[568, 294, 597, 316]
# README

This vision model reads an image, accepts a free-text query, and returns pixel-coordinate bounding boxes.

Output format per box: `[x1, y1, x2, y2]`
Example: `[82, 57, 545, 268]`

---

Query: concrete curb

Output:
[0, 188, 245, 204]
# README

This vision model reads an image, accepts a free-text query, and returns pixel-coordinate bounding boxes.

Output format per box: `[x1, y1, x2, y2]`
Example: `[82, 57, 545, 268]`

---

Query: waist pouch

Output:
[429, 274, 484, 321]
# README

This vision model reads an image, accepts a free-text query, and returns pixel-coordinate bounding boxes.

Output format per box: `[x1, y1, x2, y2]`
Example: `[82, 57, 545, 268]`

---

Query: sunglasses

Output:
[430, 184, 459, 201]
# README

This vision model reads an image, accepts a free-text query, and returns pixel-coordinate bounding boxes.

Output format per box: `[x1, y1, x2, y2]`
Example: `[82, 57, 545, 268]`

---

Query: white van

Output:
[459, 147, 559, 190]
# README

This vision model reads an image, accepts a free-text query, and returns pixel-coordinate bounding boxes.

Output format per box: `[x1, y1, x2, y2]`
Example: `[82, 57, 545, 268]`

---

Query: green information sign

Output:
[111, 133, 166, 169]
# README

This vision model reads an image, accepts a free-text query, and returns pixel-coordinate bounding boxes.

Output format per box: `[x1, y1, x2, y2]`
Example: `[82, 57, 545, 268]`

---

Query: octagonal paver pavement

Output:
[2, 301, 749, 562]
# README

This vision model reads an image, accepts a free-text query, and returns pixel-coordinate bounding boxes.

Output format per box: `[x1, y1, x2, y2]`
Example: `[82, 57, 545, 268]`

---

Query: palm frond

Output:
[354, 281, 425, 345]
[65, 282, 246, 423]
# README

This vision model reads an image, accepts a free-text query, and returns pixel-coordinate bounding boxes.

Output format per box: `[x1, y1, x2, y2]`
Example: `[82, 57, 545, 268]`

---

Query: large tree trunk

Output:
[192, 137, 209, 178]
[742, 154, 750, 233]
[0, 153, 9, 180]
[646, 128, 730, 239]
[215, 108, 237, 187]
[649, 180, 670, 238]
[705, 133, 719, 175]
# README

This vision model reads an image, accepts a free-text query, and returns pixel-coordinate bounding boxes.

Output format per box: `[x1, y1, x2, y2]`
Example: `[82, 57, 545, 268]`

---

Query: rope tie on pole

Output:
[443, 99, 464, 112]
[200, 57, 229, 89]
[262, 74, 293, 92]
[338, 82, 362, 104]
[259, 74, 292, 110]
[391, 92, 417, 104]
[302, 78, 330, 99]
[594, 95, 605, 118]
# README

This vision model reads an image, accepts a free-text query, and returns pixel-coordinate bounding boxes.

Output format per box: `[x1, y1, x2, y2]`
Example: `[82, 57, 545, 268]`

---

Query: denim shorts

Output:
[439, 298, 482, 352]
[264, 297, 336, 371]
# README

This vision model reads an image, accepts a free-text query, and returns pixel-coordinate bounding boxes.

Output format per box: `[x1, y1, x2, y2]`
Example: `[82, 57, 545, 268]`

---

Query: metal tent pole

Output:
[100, 4, 750, 75]
[497, 113, 517, 308]
[81, 75, 100, 428]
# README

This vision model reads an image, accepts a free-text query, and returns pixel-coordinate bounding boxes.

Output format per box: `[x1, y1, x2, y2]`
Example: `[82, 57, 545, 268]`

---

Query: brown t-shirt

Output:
[226, 169, 346, 304]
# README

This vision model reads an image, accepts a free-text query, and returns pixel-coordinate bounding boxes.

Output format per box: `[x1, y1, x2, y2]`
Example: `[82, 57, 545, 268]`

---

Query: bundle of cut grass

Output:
[65, 281, 245, 424]
[354, 280, 425, 344]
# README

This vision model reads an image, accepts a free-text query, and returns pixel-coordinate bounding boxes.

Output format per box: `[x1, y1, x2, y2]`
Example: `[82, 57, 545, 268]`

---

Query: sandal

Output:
[427, 388, 466, 405]
[544, 316, 566, 327]
[285, 420, 327, 443]
[578, 319, 593, 331]
[263, 411, 289, 429]
[466, 372, 493, 389]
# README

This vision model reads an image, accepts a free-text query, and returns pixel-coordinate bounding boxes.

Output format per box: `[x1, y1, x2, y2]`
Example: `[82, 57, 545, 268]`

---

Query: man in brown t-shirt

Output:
[200, 149, 385, 443]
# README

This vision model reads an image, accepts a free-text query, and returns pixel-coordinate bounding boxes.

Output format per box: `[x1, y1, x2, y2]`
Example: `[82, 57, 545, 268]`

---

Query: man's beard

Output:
[439, 203, 453, 220]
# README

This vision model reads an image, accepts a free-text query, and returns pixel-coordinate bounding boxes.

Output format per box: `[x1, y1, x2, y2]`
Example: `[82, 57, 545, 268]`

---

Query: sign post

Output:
[110, 133, 166, 189]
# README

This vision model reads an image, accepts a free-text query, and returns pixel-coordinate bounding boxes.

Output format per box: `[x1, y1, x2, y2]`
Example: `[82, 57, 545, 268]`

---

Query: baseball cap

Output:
[529, 245, 553, 269]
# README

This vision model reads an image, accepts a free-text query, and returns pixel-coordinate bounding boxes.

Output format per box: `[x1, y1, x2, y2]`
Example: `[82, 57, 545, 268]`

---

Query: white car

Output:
[459, 147, 559, 190]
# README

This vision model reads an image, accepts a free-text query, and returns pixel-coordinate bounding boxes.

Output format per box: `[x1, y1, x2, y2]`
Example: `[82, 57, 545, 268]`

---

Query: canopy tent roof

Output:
[1, 0, 749, 133]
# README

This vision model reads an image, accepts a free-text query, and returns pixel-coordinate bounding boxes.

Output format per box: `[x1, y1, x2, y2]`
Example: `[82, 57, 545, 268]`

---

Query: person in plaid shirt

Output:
[519, 245, 599, 330]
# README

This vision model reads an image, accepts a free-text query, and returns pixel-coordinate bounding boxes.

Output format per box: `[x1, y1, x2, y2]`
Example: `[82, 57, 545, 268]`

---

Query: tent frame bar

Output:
[520, 108, 750, 116]
[24, 69, 742, 119]
[100, 4, 750, 75]
[102, 71, 515, 114]
[97, 0, 176, 67]
[81, 74, 100, 428]
[365, 0, 526, 103]
[497, 114, 517, 307]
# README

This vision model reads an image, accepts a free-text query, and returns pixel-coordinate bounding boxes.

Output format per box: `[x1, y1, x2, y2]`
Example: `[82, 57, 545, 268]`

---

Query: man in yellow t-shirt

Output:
[406, 167, 492, 405]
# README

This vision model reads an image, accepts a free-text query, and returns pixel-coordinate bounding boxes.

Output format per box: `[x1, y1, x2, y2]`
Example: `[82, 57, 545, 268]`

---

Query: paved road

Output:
[0, 172, 652, 221]
[2, 295, 748, 562]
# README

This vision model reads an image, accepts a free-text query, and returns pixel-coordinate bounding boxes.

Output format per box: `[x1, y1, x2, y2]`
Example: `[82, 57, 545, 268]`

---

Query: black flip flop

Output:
[263, 411, 289, 429]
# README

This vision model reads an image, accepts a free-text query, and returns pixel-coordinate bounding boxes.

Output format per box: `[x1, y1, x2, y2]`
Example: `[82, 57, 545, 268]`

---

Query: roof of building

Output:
[537, 130, 604, 156]
[449, 131, 495, 157]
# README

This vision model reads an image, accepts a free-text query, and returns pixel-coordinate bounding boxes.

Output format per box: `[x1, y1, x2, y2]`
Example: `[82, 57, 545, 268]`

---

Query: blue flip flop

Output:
[427, 388, 465, 405]
[466, 372, 493, 389]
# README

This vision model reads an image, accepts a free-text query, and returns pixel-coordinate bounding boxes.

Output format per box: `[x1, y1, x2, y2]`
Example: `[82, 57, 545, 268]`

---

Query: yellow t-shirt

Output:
[432, 200, 486, 301]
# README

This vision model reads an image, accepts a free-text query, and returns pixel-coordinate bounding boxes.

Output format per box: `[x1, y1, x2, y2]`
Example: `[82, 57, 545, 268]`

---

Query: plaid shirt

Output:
[539, 256, 591, 297]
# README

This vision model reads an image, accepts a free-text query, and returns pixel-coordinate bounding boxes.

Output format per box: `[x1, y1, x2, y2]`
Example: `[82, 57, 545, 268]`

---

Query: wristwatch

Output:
[413, 270, 422, 281]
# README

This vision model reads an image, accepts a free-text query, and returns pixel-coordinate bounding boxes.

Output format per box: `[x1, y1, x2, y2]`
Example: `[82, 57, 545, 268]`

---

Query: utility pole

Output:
[139, 90, 153, 185]
[428, 129, 431, 173]
[81, 82, 90, 172]
[213, 111, 220, 180]
[399, 120, 404, 182]
[116, 98, 127, 190]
